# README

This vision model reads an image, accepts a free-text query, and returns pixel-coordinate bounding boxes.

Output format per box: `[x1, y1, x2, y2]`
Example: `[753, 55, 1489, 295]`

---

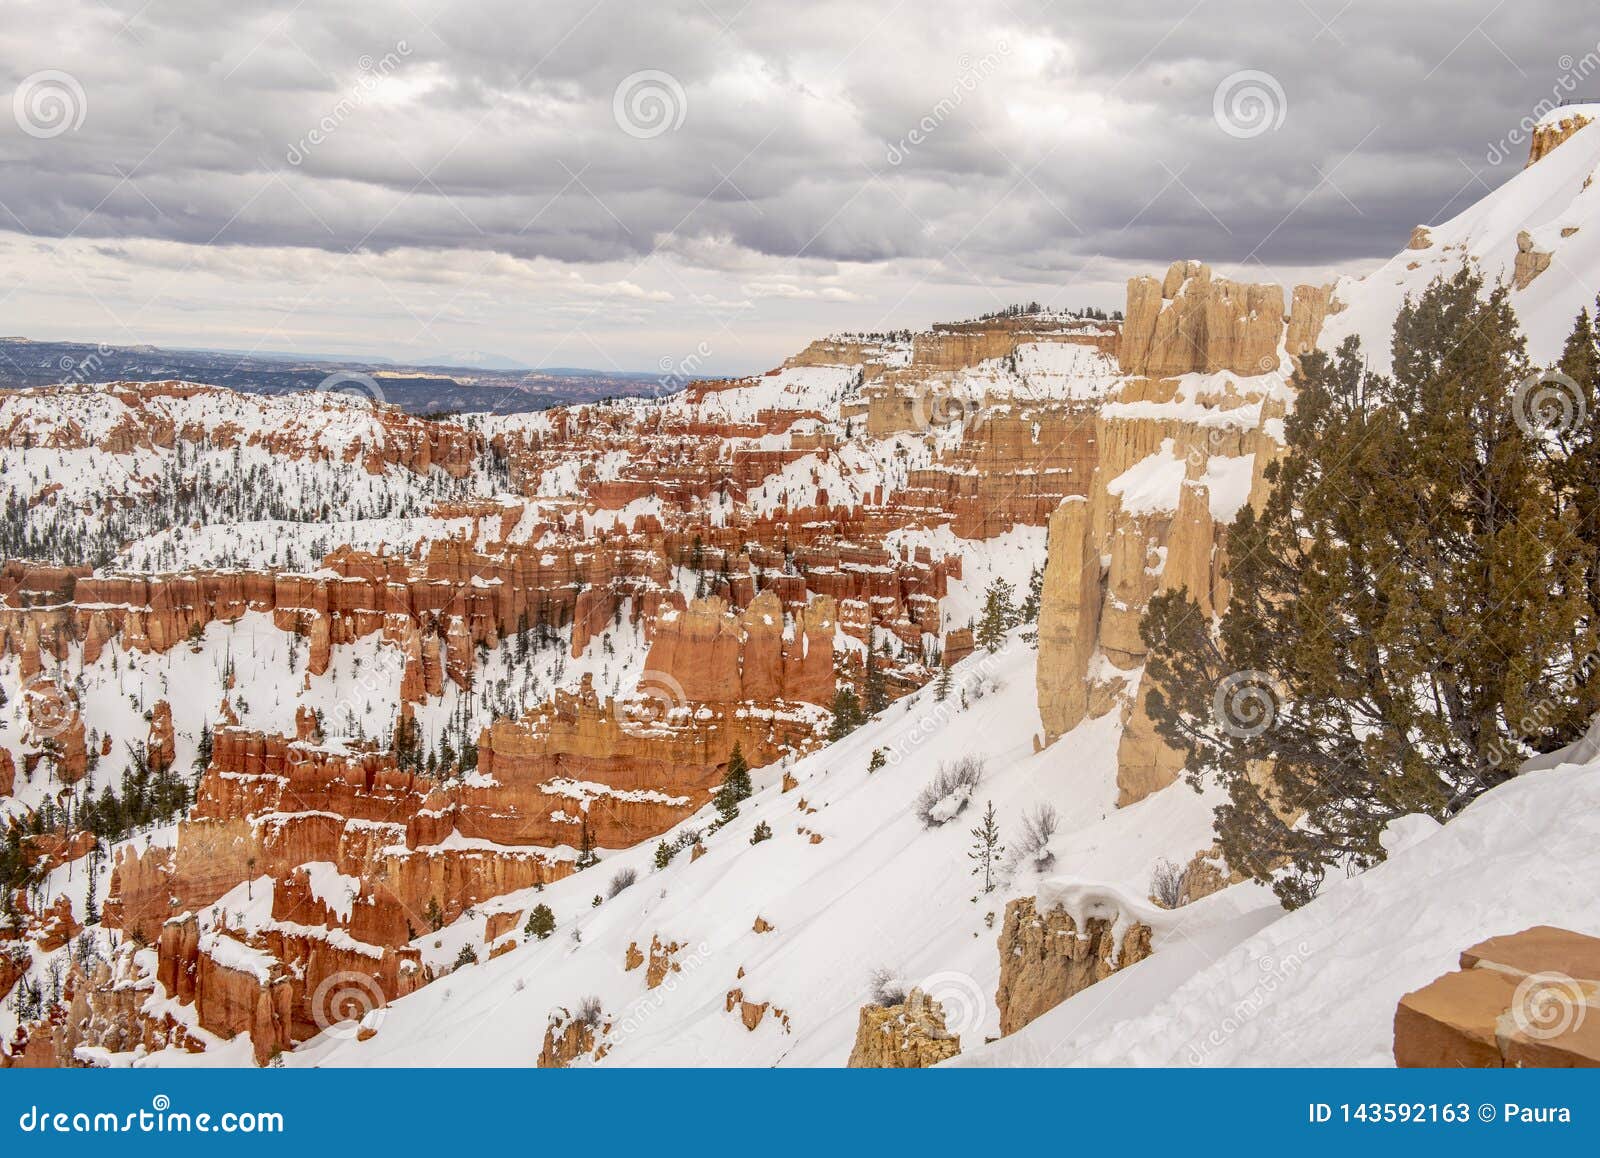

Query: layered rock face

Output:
[994, 895, 1153, 1038]
[1120, 262, 1287, 377]
[1036, 263, 1324, 804]
[1395, 926, 1600, 1067]
[643, 590, 836, 705]
[105, 725, 578, 950]
[474, 671, 816, 850]
[1119, 261, 1331, 377]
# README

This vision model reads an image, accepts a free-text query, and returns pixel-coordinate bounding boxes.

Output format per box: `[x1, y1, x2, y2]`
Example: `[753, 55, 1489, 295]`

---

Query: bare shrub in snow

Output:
[1150, 858, 1190, 909]
[607, 866, 638, 898]
[914, 755, 985, 828]
[869, 966, 907, 1007]
[575, 995, 603, 1027]
[1010, 802, 1060, 872]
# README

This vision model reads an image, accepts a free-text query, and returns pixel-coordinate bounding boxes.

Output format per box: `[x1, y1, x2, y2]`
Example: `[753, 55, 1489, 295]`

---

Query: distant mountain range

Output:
[0, 336, 686, 414]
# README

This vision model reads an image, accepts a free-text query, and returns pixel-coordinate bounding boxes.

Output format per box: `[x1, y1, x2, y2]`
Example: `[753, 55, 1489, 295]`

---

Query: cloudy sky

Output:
[1, 0, 1595, 374]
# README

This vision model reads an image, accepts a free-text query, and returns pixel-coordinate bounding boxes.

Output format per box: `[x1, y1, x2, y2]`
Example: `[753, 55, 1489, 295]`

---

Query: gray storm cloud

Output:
[1, 0, 1594, 369]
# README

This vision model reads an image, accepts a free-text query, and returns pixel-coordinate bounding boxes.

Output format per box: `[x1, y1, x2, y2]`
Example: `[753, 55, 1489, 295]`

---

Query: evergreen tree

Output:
[934, 663, 952, 702]
[424, 896, 445, 932]
[82, 849, 99, 925]
[653, 840, 675, 870]
[712, 743, 751, 822]
[863, 634, 890, 715]
[975, 578, 1016, 653]
[968, 800, 1003, 893]
[828, 687, 864, 740]
[724, 742, 752, 800]
[1542, 297, 1600, 736]
[391, 714, 422, 773]
[1021, 565, 1043, 623]
[525, 903, 556, 940]
[749, 820, 772, 844]
[194, 722, 213, 771]
[1140, 269, 1596, 909]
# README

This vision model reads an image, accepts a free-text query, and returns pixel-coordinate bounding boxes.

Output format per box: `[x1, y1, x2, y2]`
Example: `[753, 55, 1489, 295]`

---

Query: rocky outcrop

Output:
[538, 1006, 606, 1067]
[1513, 229, 1554, 290]
[645, 934, 683, 989]
[1120, 263, 1281, 377]
[475, 673, 812, 851]
[0, 381, 481, 476]
[2, 945, 210, 1068]
[1527, 112, 1594, 167]
[643, 591, 835, 706]
[1395, 925, 1600, 1067]
[103, 843, 177, 943]
[1037, 263, 1311, 803]
[150, 910, 422, 1065]
[995, 895, 1153, 1037]
[147, 700, 175, 770]
[846, 988, 961, 1067]
[30, 895, 81, 952]
[1036, 499, 1100, 740]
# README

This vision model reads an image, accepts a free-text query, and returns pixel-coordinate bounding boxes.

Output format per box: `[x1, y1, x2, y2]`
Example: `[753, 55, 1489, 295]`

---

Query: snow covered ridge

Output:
[1323, 103, 1600, 370]
[0, 379, 474, 459]
[0, 379, 506, 566]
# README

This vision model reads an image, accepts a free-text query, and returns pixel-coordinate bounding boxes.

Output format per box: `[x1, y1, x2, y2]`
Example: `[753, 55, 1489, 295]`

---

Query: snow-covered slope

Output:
[252, 636, 1240, 1068]
[960, 752, 1600, 1067]
[1323, 103, 1600, 369]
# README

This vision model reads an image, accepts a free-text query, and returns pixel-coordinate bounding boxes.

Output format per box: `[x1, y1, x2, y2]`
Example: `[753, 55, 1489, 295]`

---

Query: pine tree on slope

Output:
[1140, 269, 1597, 909]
